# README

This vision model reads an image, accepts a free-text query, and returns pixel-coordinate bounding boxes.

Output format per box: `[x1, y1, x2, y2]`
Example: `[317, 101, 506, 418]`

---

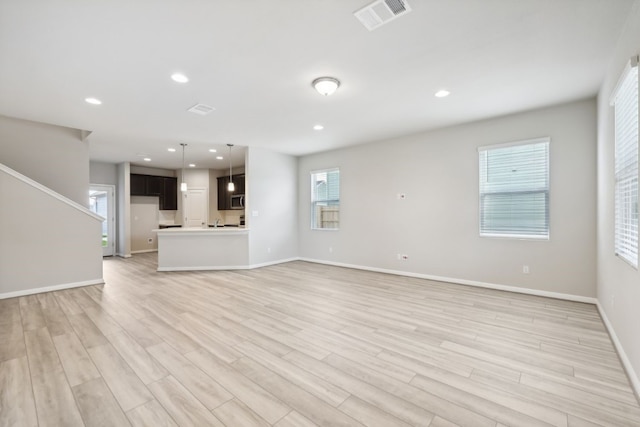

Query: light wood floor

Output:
[1, 254, 639, 427]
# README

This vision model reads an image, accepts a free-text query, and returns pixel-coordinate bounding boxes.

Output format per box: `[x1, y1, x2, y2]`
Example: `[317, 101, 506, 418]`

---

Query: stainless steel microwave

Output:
[230, 194, 245, 209]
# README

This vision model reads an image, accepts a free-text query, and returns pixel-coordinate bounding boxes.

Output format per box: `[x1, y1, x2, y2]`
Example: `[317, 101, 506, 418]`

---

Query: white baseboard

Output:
[158, 265, 249, 272]
[0, 278, 105, 299]
[116, 253, 132, 258]
[596, 302, 640, 401]
[299, 258, 598, 304]
[248, 257, 300, 269]
[157, 257, 299, 272]
[131, 249, 158, 254]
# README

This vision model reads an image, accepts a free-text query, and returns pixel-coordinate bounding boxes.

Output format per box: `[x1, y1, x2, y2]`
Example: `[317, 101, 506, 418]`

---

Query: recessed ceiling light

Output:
[85, 97, 102, 105]
[171, 73, 189, 83]
[189, 163, 196, 167]
[143, 158, 151, 162]
[209, 149, 217, 153]
[168, 148, 176, 152]
[435, 89, 450, 98]
[313, 124, 324, 130]
[216, 156, 223, 160]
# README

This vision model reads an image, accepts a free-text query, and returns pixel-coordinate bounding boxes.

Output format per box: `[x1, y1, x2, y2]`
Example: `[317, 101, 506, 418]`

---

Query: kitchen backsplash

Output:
[159, 210, 177, 224]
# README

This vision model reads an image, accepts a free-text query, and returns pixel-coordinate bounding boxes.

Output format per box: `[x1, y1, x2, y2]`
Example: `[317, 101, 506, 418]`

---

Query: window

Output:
[612, 62, 639, 268]
[311, 168, 339, 229]
[478, 138, 550, 239]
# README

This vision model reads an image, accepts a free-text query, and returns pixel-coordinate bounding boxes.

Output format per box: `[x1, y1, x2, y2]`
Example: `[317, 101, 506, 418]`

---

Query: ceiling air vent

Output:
[187, 103, 215, 115]
[354, 0, 411, 31]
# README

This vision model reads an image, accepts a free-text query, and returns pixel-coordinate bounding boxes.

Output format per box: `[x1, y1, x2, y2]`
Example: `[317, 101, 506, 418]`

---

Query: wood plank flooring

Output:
[1, 253, 639, 426]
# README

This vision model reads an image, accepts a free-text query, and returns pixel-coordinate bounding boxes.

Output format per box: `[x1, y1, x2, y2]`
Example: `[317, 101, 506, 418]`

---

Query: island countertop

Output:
[153, 226, 249, 234]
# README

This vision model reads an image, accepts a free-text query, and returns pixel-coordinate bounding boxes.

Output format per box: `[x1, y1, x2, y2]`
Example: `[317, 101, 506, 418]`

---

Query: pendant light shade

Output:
[227, 144, 235, 192]
[180, 143, 188, 192]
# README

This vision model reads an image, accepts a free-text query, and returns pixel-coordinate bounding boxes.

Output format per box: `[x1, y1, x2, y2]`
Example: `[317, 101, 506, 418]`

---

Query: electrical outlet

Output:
[329, 247, 333, 253]
[523, 265, 529, 274]
[397, 253, 402, 260]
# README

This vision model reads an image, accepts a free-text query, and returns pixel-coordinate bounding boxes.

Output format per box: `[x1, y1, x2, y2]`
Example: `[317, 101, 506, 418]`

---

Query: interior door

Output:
[184, 188, 208, 228]
[89, 184, 115, 256]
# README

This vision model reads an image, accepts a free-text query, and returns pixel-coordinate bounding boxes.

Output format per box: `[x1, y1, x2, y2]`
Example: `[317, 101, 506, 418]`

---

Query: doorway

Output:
[183, 188, 208, 228]
[89, 184, 115, 256]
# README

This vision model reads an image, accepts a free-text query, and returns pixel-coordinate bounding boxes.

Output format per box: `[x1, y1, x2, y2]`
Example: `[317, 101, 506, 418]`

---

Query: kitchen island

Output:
[154, 227, 249, 271]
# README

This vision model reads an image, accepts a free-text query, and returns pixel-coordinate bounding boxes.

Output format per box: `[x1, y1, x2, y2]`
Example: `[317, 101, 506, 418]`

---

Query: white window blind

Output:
[613, 63, 639, 268]
[478, 138, 550, 238]
[311, 168, 340, 229]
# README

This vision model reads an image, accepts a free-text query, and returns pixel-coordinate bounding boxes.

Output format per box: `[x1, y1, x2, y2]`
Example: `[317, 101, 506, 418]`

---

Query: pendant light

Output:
[227, 144, 235, 192]
[180, 143, 188, 192]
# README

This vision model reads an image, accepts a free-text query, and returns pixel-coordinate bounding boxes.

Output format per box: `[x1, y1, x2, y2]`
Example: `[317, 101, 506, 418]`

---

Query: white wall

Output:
[0, 168, 103, 296]
[299, 98, 597, 299]
[247, 147, 298, 266]
[0, 115, 90, 205]
[596, 0, 640, 396]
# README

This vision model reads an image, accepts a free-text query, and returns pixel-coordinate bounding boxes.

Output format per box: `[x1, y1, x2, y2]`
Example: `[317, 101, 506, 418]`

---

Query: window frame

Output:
[611, 58, 639, 269]
[478, 137, 551, 240]
[310, 167, 340, 231]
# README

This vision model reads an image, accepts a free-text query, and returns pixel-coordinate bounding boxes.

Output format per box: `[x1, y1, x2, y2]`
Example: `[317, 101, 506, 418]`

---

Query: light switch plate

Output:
[252, 210, 259, 217]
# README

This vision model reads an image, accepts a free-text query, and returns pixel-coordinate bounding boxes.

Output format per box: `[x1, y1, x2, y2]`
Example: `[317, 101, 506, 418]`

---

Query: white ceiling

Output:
[0, 0, 634, 170]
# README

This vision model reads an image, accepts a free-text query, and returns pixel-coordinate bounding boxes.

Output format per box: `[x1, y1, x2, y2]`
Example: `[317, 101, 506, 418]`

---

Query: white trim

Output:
[0, 278, 104, 300]
[610, 54, 640, 106]
[248, 257, 300, 269]
[299, 258, 597, 304]
[157, 257, 299, 272]
[596, 302, 640, 401]
[131, 249, 158, 254]
[1, 163, 103, 222]
[116, 253, 132, 258]
[477, 136, 550, 152]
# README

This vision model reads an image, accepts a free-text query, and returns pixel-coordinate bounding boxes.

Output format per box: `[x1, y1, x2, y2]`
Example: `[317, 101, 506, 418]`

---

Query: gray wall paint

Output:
[117, 162, 131, 257]
[247, 147, 298, 265]
[597, 1, 640, 392]
[0, 115, 89, 205]
[0, 171, 103, 295]
[90, 161, 118, 186]
[299, 98, 597, 298]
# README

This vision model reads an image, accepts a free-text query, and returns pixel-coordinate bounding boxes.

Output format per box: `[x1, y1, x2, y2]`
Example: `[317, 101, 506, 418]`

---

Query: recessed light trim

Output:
[171, 73, 189, 83]
[216, 156, 223, 160]
[435, 89, 450, 98]
[85, 97, 102, 105]
[168, 148, 176, 152]
[209, 149, 217, 153]
[143, 158, 151, 162]
[313, 124, 324, 130]
[189, 163, 196, 168]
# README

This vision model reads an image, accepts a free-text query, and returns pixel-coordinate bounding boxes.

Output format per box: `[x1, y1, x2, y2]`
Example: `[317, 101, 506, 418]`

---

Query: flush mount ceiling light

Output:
[313, 124, 324, 130]
[189, 163, 196, 168]
[312, 77, 340, 96]
[85, 97, 102, 105]
[435, 89, 450, 98]
[227, 144, 235, 192]
[171, 73, 189, 83]
[209, 149, 217, 153]
[216, 156, 223, 160]
[167, 148, 176, 152]
[143, 158, 151, 162]
[180, 143, 188, 192]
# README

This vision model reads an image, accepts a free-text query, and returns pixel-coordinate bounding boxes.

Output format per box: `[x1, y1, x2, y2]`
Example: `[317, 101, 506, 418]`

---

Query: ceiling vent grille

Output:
[354, 0, 411, 31]
[187, 103, 215, 115]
